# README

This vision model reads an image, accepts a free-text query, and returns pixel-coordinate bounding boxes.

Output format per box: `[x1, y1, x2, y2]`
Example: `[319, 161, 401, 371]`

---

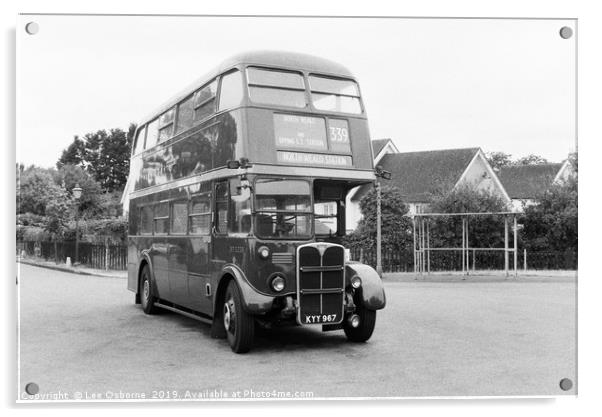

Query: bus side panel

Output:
[127, 199, 140, 293]
[347, 117, 374, 171]
[127, 239, 139, 293]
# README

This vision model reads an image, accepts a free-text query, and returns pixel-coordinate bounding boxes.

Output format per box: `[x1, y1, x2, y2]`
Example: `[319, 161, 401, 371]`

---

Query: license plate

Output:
[302, 313, 339, 324]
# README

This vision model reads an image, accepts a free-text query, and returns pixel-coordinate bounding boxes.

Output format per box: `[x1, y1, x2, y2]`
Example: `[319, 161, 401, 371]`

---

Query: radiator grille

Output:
[296, 244, 345, 325]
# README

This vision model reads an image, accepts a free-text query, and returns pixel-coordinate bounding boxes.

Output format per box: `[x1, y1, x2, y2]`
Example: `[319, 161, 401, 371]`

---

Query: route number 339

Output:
[329, 126, 349, 143]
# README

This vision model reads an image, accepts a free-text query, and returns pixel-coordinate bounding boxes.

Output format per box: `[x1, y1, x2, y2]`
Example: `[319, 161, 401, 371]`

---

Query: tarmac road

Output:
[17, 263, 576, 400]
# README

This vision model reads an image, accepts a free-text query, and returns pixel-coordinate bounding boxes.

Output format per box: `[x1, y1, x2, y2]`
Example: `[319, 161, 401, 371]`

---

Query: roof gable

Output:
[352, 148, 480, 202]
[371, 139, 392, 158]
[497, 163, 563, 199]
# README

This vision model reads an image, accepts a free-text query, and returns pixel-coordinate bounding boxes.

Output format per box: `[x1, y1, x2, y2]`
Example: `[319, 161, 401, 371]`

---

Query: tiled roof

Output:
[497, 163, 562, 199]
[352, 147, 480, 203]
[371, 139, 392, 158]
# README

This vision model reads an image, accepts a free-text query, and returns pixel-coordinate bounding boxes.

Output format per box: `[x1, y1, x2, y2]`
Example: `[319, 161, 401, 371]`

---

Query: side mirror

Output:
[375, 166, 392, 180]
[227, 160, 241, 169]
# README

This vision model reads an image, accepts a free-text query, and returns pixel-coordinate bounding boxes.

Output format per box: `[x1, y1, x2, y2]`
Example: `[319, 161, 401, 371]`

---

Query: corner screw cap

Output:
[559, 378, 573, 391]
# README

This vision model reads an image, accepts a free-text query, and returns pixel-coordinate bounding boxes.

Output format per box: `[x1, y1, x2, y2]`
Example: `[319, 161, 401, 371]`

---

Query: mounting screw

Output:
[559, 26, 573, 39]
[25, 22, 39, 35]
[559, 378, 573, 391]
[25, 382, 39, 395]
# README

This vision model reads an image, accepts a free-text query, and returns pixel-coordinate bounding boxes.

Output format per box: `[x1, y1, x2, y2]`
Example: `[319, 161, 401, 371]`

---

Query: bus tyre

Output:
[223, 280, 254, 353]
[140, 265, 158, 315]
[344, 307, 376, 343]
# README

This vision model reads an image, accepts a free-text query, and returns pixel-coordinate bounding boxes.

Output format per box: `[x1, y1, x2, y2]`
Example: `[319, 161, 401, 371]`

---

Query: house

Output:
[497, 160, 575, 211]
[371, 138, 400, 165]
[346, 143, 510, 231]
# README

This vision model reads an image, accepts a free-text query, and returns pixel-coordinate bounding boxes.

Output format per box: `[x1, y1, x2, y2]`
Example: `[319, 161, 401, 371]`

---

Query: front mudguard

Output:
[345, 262, 386, 310]
[217, 264, 275, 314]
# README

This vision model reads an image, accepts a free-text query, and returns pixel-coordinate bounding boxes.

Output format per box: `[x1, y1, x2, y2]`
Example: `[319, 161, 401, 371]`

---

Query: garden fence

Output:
[349, 246, 576, 273]
[17, 239, 127, 271]
[17, 239, 576, 273]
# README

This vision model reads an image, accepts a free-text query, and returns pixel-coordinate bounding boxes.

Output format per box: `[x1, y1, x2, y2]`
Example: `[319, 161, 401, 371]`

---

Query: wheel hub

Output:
[143, 279, 149, 301]
[223, 301, 232, 331]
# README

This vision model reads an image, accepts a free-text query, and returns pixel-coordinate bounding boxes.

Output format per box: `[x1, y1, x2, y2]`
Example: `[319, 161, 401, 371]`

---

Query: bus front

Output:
[225, 62, 385, 346]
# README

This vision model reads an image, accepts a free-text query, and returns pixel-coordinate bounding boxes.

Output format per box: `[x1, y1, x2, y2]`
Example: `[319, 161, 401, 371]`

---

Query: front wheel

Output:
[344, 306, 376, 343]
[223, 280, 255, 353]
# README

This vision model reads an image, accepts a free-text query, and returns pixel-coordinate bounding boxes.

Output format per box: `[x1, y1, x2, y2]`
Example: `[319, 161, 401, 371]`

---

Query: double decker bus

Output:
[125, 51, 386, 353]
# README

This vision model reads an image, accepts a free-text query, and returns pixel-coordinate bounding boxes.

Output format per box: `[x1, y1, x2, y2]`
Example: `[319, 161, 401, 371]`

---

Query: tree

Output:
[345, 185, 413, 252]
[521, 176, 577, 252]
[56, 123, 136, 192]
[55, 164, 104, 217]
[486, 151, 550, 170]
[428, 185, 510, 249]
[16, 165, 71, 238]
[45, 192, 71, 237]
[514, 154, 549, 166]
[485, 151, 513, 171]
[17, 166, 67, 216]
[57, 136, 86, 169]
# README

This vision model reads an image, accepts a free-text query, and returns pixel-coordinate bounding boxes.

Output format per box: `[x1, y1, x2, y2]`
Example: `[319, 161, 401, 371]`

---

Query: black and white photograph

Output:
[9, 4, 588, 409]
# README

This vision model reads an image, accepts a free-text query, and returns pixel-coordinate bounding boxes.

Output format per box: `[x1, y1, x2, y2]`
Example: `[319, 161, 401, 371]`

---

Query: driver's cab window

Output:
[314, 202, 338, 236]
[314, 183, 344, 237]
[216, 179, 252, 235]
[215, 182, 229, 234]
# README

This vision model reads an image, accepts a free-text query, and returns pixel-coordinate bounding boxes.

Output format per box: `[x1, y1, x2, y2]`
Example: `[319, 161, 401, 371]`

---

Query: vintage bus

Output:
[125, 51, 386, 353]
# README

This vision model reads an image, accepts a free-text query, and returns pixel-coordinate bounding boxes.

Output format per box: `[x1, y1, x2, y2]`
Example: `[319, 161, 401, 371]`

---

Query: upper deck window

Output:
[133, 125, 147, 154]
[193, 80, 218, 122]
[247, 67, 306, 109]
[175, 95, 194, 135]
[146, 119, 159, 147]
[309, 75, 362, 114]
[158, 107, 175, 142]
[218, 70, 243, 111]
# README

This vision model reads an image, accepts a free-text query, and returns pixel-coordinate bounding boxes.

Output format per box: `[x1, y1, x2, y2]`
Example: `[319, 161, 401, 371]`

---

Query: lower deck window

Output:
[189, 196, 211, 235]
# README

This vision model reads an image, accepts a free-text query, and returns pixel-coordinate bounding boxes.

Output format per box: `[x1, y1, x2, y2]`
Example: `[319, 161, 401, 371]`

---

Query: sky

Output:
[17, 15, 576, 168]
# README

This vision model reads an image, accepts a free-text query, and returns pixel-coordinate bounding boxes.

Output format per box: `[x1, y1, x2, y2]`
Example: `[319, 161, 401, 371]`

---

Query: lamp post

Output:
[374, 166, 392, 277]
[375, 181, 382, 276]
[72, 184, 82, 265]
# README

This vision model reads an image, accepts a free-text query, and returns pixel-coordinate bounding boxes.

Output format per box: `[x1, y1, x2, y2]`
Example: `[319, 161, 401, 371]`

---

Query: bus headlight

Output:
[270, 275, 286, 292]
[350, 275, 362, 289]
[258, 246, 270, 259]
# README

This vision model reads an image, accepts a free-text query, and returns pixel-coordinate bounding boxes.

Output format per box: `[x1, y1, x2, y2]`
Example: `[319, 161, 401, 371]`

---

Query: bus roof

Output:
[137, 50, 356, 127]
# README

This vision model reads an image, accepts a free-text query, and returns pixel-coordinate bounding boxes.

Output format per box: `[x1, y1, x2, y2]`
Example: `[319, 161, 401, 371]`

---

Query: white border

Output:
[5, 1, 600, 416]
